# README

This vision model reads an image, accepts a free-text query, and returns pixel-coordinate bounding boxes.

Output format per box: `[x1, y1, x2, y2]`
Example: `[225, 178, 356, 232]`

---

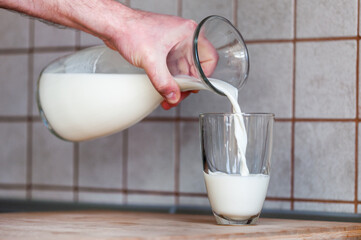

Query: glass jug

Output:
[37, 15, 249, 142]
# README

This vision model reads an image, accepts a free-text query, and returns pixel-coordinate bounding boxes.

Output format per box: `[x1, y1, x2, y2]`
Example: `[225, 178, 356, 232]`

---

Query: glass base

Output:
[213, 212, 260, 225]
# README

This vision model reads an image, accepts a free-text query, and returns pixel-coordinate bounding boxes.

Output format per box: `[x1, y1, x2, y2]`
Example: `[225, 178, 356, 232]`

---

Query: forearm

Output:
[0, 0, 135, 41]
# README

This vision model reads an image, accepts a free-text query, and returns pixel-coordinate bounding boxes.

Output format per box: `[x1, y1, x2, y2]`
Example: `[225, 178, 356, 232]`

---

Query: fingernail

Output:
[166, 92, 177, 104]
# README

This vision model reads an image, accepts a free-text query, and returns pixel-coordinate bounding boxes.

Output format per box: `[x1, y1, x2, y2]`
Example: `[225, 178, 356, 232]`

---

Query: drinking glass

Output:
[200, 113, 274, 225]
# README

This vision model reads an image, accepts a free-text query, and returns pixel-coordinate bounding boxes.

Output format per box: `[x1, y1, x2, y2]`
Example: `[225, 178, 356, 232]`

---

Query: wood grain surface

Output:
[0, 210, 361, 239]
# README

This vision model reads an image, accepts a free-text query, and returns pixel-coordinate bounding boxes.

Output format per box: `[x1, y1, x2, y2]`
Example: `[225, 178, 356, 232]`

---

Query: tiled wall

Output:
[0, 0, 360, 215]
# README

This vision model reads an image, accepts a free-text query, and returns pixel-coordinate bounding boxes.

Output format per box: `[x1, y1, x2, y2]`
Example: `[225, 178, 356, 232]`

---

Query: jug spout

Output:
[167, 15, 249, 95]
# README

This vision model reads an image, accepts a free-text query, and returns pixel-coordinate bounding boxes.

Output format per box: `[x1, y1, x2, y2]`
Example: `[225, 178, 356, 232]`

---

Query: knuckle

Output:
[155, 80, 170, 94]
[186, 19, 198, 29]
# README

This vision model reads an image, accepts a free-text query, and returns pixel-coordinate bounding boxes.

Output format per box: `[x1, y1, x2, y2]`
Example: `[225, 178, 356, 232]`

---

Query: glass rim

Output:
[199, 112, 275, 118]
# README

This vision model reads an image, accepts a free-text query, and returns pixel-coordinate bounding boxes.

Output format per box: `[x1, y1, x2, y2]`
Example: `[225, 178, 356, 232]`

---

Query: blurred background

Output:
[0, 0, 360, 215]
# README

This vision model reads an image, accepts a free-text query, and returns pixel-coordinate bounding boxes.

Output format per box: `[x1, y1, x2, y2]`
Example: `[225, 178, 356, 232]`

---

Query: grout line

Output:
[246, 39, 294, 44]
[355, 0, 360, 214]
[285, 118, 357, 122]
[0, 184, 27, 190]
[142, 117, 359, 122]
[0, 46, 76, 54]
[266, 197, 293, 202]
[1, 116, 359, 123]
[246, 36, 360, 45]
[0, 182, 359, 203]
[26, 96, 33, 199]
[174, 108, 181, 205]
[0, 37, 360, 55]
[0, 116, 42, 122]
[31, 185, 73, 191]
[122, 130, 129, 204]
[177, 0, 182, 17]
[1, 181, 358, 204]
[0, 117, 29, 122]
[290, 0, 297, 211]
[0, 116, 359, 123]
[294, 36, 359, 42]
[232, 0, 238, 28]
[292, 198, 355, 204]
[73, 143, 79, 202]
[25, 18, 35, 200]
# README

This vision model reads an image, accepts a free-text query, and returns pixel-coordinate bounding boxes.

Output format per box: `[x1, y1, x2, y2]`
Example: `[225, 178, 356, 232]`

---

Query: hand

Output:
[103, 10, 217, 109]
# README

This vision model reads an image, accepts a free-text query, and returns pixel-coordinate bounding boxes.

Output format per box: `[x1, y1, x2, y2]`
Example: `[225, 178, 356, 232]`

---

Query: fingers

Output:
[144, 58, 181, 105]
[197, 35, 218, 77]
[103, 39, 117, 50]
[161, 91, 194, 110]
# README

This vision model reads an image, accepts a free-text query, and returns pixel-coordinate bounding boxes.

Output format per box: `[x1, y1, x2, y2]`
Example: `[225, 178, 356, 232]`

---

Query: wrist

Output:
[77, 1, 137, 41]
[0, 0, 136, 43]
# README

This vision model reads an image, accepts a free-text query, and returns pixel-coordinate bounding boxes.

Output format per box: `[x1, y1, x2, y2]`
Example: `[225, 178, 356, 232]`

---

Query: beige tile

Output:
[79, 132, 123, 188]
[178, 196, 210, 207]
[128, 122, 175, 191]
[32, 190, 73, 202]
[32, 122, 74, 186]
[179, 91, 231, 117]
[295, 41, 356, 118]
[0, 9, 30, 48]
[0, 122, 27, 184]
[34, 20, 76, 47]
[130, 0, 177, 15]
[0, 54, 28, 116]
[297, 0, 357, 38]
[78, 191, 124, 204]
[127, 194, 175, 205]
[267, 122, 291, 198]
[32, 51, 75, 116]
[294, 202, 355, 213]
[263, 200, 291, 210]
[294, 122, 355, 200]
[0, 189, 26, 199]
[237, 0, 294, 40]
[182, 0, 233, 23]
[80, 33, 103, 47]
[239, 43, 293, 118]
[179, 122, 206, 193]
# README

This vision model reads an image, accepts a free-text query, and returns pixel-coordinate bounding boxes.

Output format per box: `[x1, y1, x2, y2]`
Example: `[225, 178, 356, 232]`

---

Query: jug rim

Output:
[192, 15, 250, 96]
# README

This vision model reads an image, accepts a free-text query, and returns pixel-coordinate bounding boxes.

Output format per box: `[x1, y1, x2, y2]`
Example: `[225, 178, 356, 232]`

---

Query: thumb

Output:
[144, 60, 180, 105]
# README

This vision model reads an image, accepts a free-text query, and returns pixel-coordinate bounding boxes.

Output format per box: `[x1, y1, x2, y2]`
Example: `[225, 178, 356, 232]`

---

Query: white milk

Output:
[39, 73, 163, 141]
[204, 172, 270, 220]
[38, 73, 218, 141]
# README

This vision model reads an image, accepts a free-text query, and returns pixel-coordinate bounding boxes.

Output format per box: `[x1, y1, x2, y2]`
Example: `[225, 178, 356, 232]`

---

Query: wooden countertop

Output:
[1, 210, 361, 239]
